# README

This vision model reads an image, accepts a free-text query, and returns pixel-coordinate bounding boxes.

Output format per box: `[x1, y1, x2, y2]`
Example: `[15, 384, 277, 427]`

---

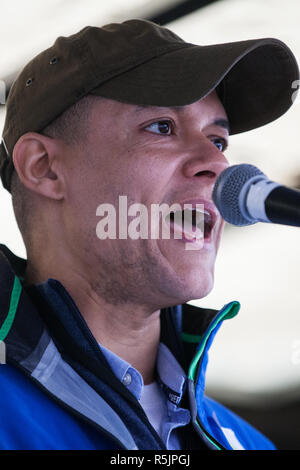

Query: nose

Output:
[181, 139, 229, 182]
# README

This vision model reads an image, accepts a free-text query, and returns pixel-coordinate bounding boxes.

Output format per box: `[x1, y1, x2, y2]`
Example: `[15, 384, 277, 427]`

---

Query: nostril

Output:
[194, 170, 216, 178]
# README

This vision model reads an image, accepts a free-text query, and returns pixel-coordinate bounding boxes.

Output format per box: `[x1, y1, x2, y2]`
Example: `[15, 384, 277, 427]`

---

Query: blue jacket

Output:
[0, 245, 275, 450]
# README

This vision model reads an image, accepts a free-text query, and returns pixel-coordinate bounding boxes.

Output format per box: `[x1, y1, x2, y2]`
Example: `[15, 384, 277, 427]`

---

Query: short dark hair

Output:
[41, 94, 96, 145]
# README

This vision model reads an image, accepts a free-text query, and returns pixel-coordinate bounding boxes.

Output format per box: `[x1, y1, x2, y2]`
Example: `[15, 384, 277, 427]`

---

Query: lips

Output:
[164, 199, 217, 243]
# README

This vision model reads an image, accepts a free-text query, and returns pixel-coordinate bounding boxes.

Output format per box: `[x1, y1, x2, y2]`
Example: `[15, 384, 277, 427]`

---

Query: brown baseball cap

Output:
[0, 18, 299, 192]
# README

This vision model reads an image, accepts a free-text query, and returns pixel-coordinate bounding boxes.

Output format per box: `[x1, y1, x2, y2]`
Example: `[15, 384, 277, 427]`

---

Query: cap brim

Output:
[90, 38, 299, 135]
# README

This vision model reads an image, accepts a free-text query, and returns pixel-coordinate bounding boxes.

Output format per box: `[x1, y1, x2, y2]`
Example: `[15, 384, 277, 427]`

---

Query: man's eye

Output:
[211, 137, 228, 152]
[145, 120, 172, 135]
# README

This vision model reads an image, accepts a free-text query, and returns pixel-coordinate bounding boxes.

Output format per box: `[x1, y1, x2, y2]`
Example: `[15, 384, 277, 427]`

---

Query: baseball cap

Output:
[0, 18, 299, 192]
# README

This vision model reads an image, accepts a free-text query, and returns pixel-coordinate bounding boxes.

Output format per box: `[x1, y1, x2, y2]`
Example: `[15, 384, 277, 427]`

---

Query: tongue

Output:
[170, 217, 204, 241]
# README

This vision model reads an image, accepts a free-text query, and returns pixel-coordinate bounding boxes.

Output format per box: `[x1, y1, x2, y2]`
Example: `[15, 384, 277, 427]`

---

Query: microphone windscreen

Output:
[212, 164, 264, 226]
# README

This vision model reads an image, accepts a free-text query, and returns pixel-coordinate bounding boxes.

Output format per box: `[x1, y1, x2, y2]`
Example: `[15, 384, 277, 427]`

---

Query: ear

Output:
[12, 132, 65, 200]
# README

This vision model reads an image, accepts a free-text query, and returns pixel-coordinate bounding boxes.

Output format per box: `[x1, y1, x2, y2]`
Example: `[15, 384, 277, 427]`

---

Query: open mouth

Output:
[165, 206, 214, 242]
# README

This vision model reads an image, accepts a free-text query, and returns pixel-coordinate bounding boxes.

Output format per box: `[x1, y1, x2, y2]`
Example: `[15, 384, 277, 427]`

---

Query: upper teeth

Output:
[166, 208, 210, 228]
[194, 208, 210, 217]
[183, 208, 211, 221]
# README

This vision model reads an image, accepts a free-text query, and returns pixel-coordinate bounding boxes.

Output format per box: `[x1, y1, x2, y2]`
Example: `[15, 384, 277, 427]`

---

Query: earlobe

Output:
[12, 132, 64, 200]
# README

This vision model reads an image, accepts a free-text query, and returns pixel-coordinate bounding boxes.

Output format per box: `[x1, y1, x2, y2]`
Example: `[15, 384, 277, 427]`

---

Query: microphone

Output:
[212, 164, 300, 227]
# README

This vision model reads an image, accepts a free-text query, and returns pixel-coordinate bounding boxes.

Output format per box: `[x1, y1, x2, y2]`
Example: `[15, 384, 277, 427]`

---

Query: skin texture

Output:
[13, 90, 229, 384]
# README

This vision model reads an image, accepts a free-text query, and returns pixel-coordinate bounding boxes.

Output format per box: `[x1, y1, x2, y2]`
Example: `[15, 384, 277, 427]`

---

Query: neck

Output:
[89, 303, 161, 385]
[25, 255, 161, 385]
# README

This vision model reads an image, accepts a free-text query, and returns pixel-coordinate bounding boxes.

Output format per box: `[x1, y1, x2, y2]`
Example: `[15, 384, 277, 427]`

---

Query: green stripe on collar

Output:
[181, 332, 203, 343]
[0, 275, 22, 342]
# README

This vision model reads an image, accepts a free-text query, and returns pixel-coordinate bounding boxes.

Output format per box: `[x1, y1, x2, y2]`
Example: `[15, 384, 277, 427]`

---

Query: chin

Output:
[155, 239, 217, 305]
[171, 270, 215, 305]
[187, 281, 214, 302]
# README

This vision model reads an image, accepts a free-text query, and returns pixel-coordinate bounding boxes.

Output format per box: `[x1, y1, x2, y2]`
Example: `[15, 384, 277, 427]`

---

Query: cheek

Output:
[66, 144, 177, 247]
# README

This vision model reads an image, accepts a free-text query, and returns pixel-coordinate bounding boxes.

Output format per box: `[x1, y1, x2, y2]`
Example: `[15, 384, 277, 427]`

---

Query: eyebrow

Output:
[213, 118, 230, 133]
[134, 105, 230, 133]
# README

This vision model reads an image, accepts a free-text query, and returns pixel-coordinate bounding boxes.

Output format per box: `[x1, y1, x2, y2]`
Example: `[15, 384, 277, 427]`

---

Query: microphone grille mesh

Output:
[212, 164, 264, 226]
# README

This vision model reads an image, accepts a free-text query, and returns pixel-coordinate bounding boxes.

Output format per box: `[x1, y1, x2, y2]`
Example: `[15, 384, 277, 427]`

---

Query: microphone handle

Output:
[265, 185, 300, 227]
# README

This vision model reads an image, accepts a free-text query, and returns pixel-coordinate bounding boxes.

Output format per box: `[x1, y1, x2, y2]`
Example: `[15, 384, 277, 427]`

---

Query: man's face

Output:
[63, 90, 229, 309]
